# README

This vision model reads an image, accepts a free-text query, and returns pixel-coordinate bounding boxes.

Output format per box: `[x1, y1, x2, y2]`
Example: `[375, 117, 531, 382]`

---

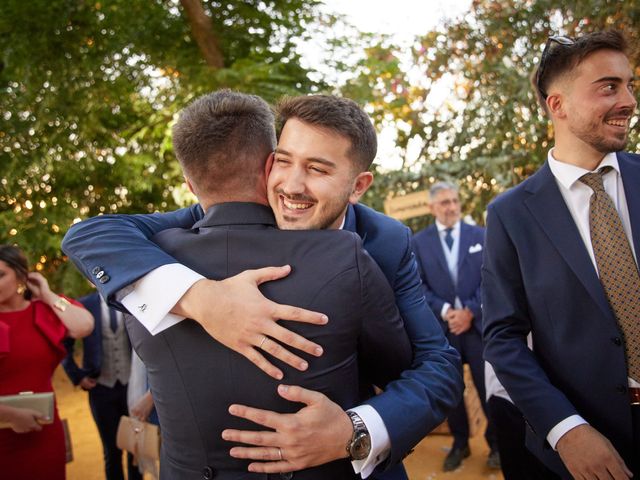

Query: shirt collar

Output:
[547, 150, 620, 189]
[435, 220, 460, 233]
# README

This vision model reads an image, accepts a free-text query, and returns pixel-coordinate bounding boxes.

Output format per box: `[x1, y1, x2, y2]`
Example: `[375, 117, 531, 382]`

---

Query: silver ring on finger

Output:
[277, 447, 283, 461]
[259, 335, 268, 349]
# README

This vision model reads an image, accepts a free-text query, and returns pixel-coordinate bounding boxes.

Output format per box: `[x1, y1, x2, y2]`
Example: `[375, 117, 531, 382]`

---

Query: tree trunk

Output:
[179, 0, 224, 69]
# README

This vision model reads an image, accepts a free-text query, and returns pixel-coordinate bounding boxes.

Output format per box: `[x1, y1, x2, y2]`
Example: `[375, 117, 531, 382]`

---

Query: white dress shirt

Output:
[546, 150, 638, 449]
[121, 212, 390, 476]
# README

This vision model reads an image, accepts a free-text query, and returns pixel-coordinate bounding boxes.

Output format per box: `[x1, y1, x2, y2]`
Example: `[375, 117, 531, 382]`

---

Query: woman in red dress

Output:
[0, 245, 94, 479]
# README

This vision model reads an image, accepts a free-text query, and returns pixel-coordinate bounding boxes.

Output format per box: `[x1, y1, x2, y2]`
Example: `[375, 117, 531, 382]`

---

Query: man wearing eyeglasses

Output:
[483, 30, 639, 479]
[412, 182, 499, 472]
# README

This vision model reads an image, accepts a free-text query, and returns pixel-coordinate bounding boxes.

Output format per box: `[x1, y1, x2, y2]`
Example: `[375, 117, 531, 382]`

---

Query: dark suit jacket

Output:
[127, 202, 412, 479]
[482, 152, 640, 476]
[61, 201, 463, 476]
[62, 292, 103, 384]
[411, 222, 485, 334]
[342, 204, 462, 467]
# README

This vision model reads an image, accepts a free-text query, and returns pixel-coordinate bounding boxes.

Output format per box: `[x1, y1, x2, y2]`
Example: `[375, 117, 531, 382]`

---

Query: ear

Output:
[184, 176, 196, 195]
[265, 152, 275, 178]
[546, 92, 565, 119]
[348, 172, 374, 205]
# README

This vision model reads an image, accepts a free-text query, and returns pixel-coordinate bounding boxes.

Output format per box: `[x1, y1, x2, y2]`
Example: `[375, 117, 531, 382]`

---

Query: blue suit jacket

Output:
[62, 201, 462, 472]
[62, 292, 103, 385]
[482, 152, 640, 476]
[411, 222, 484, 334]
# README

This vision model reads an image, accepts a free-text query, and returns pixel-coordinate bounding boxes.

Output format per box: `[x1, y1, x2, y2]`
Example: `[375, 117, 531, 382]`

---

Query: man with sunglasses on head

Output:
[483, 30, 639, 479]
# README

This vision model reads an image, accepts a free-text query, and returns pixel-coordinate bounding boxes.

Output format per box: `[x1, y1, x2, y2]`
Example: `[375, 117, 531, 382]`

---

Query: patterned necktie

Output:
[444, 228, 454, 251]
[580, 166, 640, 380]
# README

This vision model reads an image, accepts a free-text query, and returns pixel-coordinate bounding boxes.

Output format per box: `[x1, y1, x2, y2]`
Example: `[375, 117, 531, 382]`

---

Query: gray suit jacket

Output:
[126, 202, 412, 480]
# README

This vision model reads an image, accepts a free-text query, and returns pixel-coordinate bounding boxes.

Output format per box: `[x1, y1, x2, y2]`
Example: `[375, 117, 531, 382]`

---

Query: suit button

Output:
[279, 473, 293, 480]
[617, 385, 627, 394]
[99, 275, 110, 284]
[202, 466, 215, 479]
[92, 266, 102, 275]
[611, 337, 622, 346]
[96, 270, 104, 279]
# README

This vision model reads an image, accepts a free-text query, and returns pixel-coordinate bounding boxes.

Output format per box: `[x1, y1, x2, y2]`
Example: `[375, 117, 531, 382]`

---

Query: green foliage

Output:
[345, 0, 640, 231]
[1, 0, 324, 295]
[3, 0, 640, 294]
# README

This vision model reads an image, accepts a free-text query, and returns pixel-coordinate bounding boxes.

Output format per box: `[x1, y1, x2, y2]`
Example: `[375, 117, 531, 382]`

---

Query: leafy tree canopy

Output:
[1, 0, 329, 293]
[2, 0, 640, 294]
[344, 0, 640, 230]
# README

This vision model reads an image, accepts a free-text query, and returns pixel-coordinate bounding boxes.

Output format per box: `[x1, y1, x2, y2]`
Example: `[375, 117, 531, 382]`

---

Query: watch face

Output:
[350, 432, 371, 460]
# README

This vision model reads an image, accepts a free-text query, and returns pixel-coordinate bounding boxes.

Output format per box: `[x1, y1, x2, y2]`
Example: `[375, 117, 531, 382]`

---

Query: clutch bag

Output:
[116, 415, 160, 461]
[0, 391, 55, 428]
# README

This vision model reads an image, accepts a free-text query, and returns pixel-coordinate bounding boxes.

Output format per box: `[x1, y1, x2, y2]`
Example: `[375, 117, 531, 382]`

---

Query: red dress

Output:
[0, 300, 70, 479]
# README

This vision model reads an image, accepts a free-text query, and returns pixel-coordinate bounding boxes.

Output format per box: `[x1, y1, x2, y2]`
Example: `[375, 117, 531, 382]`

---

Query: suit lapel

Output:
[426, 226, 453, 283]
[618, 152, 640, 257]
[457, 223, 473, 270]
[523, 163, 614, 321]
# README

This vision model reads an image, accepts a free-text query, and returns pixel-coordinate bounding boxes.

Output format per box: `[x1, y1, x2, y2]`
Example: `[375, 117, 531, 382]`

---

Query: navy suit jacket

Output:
[411, 222, 484, 334]
[62, 201, 462, 470]
[482, 152, 640, 476]
[62, 292, 103, 385]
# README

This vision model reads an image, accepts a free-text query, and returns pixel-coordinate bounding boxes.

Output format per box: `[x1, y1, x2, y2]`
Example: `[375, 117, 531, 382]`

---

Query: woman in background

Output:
[0, 244, 93, 479]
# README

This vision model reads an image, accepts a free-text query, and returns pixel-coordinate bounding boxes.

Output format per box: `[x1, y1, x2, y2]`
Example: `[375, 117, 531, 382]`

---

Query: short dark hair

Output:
[172, 90, 276, 195]
[534, 30, 629, 109]
[275, 95, 377, 172]
[0, 245, 31, 299]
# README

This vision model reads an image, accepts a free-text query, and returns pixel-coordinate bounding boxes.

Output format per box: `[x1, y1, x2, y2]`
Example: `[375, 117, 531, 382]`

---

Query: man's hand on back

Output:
[222, 385, 351, 473]
[172, 265, 328, 380]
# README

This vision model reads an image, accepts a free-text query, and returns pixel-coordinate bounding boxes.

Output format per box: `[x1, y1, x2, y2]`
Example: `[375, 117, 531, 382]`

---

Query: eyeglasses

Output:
[535, 35, 575, 99]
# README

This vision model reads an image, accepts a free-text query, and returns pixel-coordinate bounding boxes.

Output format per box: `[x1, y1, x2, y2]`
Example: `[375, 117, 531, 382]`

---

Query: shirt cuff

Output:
[547, 415, 588, 450]
[348, 404, 390, 478]
[121, 264, 204, 335]
[441, 303, 452, 320]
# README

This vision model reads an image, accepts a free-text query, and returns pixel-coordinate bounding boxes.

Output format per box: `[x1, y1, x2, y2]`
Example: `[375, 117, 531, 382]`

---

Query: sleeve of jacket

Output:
[61, 337, 87, 385]
[61, 205, 204, 307]
[482, 204, 578, 440]
[366, 226, 463, 468]
[461, 226, 485, 334]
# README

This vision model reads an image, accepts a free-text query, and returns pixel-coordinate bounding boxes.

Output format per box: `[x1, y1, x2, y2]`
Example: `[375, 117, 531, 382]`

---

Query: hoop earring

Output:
[16, 284, 26, 295]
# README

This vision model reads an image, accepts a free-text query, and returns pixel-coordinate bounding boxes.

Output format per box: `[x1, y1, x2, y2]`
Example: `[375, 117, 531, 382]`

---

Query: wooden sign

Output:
[383, 190, 430, 221]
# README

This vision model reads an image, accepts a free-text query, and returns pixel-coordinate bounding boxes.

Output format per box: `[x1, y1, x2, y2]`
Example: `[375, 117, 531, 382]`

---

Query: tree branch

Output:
[179, 0, 224, 69]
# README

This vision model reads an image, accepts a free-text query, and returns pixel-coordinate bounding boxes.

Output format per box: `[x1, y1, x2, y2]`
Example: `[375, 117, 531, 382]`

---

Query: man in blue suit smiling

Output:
[483, 30, 639, 479]
[62, 94, 462, 479]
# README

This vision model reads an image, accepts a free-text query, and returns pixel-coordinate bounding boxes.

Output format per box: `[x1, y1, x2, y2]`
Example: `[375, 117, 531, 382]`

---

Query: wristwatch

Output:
[346, 411, 371, 461]
[52, 296, 71, 312]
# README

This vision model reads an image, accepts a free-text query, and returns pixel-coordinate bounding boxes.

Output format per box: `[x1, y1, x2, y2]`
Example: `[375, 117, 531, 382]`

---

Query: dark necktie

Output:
[109, 307, 118, 333]
[580, 166, 640, 380]
[444, 228, 454, 251]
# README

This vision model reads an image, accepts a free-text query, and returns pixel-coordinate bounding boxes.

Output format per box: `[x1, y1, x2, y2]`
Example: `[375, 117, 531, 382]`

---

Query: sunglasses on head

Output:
[535, 35, 575, 100]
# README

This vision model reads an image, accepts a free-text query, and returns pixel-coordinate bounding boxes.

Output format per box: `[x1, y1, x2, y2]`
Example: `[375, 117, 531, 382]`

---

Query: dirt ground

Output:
[54, 365, 503, 480]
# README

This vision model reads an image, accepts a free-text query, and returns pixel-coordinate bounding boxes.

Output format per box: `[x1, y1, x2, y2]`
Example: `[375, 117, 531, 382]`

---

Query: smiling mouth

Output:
[605, 118, 629, 128]
[281, 196, 314, 211]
